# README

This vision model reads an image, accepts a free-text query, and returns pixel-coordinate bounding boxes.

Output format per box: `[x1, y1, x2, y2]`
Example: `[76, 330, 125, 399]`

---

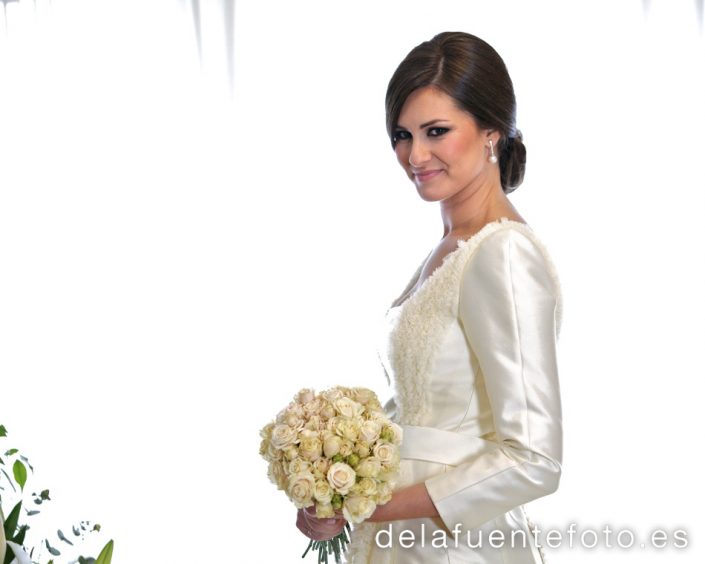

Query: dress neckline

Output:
[388, 217, 530, 312]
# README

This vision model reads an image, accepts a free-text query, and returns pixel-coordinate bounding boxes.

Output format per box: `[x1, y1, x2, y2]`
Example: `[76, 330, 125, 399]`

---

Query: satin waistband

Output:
[400, 424, 499, 466]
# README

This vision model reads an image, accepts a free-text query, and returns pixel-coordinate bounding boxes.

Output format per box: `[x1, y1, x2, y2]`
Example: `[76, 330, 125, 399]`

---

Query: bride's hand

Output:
[296, 506, 347, 541]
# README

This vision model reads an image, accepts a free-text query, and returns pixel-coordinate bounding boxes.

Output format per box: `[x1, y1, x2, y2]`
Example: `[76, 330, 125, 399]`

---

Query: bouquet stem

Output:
[301, 522, 352, 564]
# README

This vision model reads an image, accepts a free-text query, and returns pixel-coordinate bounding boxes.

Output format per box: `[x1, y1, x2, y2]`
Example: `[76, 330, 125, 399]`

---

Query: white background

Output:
[1, 0, 704, 562]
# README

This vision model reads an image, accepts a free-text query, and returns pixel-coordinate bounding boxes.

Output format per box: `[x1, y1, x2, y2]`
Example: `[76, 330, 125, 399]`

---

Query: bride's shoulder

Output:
[461, 220, 564, 332]
[467, 219, 552, 261]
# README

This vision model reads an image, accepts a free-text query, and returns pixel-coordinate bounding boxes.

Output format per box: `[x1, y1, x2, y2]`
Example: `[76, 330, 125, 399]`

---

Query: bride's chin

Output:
[415, 187, 444, 202]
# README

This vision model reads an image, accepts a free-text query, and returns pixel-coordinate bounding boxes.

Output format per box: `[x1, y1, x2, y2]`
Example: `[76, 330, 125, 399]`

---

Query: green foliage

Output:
[1, 424, 113, 563]
[94, 540, 113, 564]
[12, 462, 27, 492]
[56, 530, 72, 547]
[44, 540, 60, 557]
[3, 503, 21, 539]
[2, 502, 30, 564]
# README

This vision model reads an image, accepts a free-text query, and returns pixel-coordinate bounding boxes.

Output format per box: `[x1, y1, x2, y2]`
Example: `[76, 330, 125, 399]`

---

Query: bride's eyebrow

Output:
[419, 119, 450, 128]
[396, 118, 451, 130]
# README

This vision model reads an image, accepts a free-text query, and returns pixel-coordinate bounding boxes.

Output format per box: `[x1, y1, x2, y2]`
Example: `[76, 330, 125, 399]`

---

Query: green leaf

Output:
[4, 449, 18, 457]
[57, 529, 73, 546]
[45, 539, 60, 556]
[12, 524, 28, 546]
[94, 540, 114, 564]
[25, 510, 40, 516]
[12, 461, 27, 491]
[3, 501, 21, 538]
[0, 425, 7, 437]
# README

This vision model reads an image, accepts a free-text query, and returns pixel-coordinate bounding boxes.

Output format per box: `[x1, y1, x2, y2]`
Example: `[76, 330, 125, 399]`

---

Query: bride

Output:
[297, 31, 563, 564]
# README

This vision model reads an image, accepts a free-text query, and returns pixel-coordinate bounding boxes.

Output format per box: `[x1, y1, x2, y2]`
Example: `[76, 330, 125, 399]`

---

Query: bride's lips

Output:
[413, 169, 442, 183]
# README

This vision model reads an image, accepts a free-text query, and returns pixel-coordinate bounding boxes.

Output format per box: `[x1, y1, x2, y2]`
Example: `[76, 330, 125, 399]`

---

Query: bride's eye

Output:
[392, 129, 411, 144]
[428, 127, 449, 137]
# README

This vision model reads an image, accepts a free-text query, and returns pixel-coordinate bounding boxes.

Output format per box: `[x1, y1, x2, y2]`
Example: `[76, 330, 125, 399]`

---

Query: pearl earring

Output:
[488, 140, 498, 164]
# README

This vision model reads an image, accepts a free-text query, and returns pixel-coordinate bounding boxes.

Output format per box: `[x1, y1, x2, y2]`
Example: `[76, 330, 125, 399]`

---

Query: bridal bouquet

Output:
[259, 386, 403, 563]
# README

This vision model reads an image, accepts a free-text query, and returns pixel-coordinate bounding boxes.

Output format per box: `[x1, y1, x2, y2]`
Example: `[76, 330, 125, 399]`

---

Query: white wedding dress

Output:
[347, 218, 563, 563]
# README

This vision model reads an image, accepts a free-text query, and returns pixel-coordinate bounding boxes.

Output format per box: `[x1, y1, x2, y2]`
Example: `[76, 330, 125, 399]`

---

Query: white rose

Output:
[332, 417, 359, 442]
[365, 398, 384, 412]
[287, 472, 316, 508]
[323, 434, 342, 458]
[381, 422, 403, 445]
[333, 397, 365, 419]
[356, 457, 381, 479]
[304, 398, 325, 417]
[349, 387, 375, 405]
[267, 460, 288, 490]
[289, 458, 311, 475]
[373, 442, 399, 466]
[277, 403, 305, 429]
[313, 458, 329, 477]
[320, 402, 336, 420]
[322, 387, 345, 403]
[265, 441, 283, 462]
[339, 439, 354, 457]
[259, 422, 275, 440]
[377, 464, 400, 484]
[283, 445, 299, 460]
[353, 477, 378, 497]
[298, 430, 323, 461]
[270, 424, 299, 449]
[313, 479, 333, 503]
[376, 481, 393, 504]
[304, 415, 323, 432]
[327, 462, 356, 495]
[359, 420, 382, 443]
[259, 437, 272, 460]
[296, 388, 316, 405]
[355, 441, 371, 458]
[343, 494, 377, 524]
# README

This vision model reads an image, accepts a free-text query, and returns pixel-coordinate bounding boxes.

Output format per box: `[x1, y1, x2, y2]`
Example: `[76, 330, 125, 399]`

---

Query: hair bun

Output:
[499, 130, 526, 193]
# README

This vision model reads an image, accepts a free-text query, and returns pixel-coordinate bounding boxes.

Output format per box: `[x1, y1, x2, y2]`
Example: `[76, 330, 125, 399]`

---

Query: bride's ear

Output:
[484, 128, 501, 146]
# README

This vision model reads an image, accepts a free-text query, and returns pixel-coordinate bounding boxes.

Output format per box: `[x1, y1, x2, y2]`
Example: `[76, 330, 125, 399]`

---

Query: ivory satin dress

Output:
[347, 217, 563, 564]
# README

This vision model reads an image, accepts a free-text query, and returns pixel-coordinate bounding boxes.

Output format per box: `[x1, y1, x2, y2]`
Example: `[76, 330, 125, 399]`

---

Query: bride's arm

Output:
[423, 228, 562, 532]
[368, 228, 562, 528]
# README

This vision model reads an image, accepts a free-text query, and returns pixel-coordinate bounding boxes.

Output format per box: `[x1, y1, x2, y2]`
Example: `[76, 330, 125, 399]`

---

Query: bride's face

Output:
[393, 85, 495, 202]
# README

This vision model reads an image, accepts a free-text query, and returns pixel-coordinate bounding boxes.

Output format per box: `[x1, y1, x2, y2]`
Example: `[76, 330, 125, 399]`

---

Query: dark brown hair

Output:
[385, 31, 526, 193]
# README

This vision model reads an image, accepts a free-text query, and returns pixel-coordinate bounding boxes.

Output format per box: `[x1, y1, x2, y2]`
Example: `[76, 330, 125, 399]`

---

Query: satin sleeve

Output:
[424, 228, 563, 532]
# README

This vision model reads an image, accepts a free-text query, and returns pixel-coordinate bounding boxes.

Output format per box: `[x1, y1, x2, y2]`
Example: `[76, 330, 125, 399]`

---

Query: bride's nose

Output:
[408, 139, 431, 167]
